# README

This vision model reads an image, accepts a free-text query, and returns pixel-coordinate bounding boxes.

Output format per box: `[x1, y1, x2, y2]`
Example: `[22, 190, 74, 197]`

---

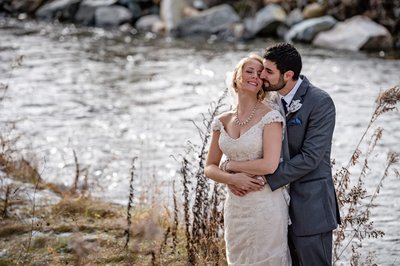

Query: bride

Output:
[204, 53, 291, 265]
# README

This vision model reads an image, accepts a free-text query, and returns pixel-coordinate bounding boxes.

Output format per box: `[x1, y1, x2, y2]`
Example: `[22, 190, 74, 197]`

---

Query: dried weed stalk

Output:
[1, 184, 12, 218]
[26, 159, 44, 252]
[125, 156, 138, 248]
[333, 86, 400, 264]
[69, 149, 90, 196]
[180, 89, 228, 264]
[73, 149, 80, 192]
[171, 180, 179, 251]
[0, 55, 24, 103]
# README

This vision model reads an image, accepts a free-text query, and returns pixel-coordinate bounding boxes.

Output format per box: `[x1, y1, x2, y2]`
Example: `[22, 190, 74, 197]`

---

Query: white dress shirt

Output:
[280, 77, 303, 108]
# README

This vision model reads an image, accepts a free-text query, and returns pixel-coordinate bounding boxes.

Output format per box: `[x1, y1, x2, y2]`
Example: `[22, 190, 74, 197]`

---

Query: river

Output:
[0, 17, 399, 264]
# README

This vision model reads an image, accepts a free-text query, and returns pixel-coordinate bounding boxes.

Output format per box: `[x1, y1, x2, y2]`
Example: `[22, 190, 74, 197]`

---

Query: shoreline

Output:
[1, 1, 399, 53]
[1, 16, 400, 61]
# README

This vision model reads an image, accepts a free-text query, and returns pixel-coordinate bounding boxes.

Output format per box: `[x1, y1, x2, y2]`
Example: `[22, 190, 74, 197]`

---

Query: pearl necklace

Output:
[234, 102, 258, 127]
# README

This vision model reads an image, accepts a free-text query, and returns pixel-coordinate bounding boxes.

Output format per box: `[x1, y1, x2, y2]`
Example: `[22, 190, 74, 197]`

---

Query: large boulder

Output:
[313, 15, 393, 51]
[36, 0, 80, 21]
[174, 4, 240, 37]
[95, 6, 132, 28]
[285, 15, 337, 43]
[75, 0, 118, 25]
[243, 4, 286, 39]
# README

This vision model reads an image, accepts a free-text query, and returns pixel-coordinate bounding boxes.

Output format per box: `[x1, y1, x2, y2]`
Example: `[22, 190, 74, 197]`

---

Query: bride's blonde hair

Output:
[230, 53, 269, 102]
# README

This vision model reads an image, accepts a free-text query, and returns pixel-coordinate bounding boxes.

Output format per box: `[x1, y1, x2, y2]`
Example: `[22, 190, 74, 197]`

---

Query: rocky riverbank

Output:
[1, 0, 399, 52]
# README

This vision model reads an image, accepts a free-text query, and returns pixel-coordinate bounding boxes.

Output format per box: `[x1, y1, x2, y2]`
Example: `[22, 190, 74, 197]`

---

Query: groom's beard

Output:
[264, 74, 286, 92]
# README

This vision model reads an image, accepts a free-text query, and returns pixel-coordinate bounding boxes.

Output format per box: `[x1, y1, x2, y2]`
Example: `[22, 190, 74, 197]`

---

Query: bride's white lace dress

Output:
[212, 109, 291, 266]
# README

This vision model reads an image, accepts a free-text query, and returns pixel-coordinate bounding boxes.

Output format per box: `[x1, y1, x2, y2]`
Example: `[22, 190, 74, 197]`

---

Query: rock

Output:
[201, 0, 224, 8]
[313, 15, 393, 51]
[5, 0, 44, 14]
[95, 6, 133, 28]
[303, 3, 325, 19]
[118, 0, 142, 21]
[285, 8, 304, 27]
[285, 15, 337, 43]
[135, 14, 163, 33]
[218, 23, 245, 42]
[277, 24, 289, 39]
[75, 0, 118, 26]
[175, 4, 240, 37]
[192, 0, 208, 10]
[243, 4, 286, 39]
[0, 249, 7, 258]
[35, 0, 80, 21]
[394, 8, 400, 19]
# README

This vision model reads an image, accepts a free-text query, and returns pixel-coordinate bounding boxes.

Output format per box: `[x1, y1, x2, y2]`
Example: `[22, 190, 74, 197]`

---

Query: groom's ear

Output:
[283, 70, 294, 80]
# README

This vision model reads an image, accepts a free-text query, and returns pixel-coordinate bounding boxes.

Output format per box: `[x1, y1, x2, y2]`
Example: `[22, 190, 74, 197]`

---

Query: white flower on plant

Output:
[286, 99, 302, 116]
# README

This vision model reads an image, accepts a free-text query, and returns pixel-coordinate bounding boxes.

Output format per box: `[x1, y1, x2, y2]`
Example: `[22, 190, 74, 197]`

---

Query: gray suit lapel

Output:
[286, 75, 309, 121]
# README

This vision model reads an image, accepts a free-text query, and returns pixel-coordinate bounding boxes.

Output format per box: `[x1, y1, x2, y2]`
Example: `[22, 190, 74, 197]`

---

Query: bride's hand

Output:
[231, 172, 264, 191]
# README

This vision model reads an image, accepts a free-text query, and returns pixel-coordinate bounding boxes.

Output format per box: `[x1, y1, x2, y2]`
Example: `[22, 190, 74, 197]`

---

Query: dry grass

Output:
[0, 222, 31, 238]
[52, 196, 118, 219]
[0, 188, 189, 265]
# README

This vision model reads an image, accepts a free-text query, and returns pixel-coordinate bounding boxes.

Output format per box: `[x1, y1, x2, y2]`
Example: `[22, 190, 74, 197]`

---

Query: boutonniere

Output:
[286, 100, 302, 116]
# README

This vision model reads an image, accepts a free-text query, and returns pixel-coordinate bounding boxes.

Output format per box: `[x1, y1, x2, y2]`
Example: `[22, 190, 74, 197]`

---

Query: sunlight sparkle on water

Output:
[194, 66, 215, 77]
[331, 66, 340, 73]
[139, 133, 147, 140]
[94, 170, 102, 176]
[124, 36, 132, 43]
[50, 147, 58, 154]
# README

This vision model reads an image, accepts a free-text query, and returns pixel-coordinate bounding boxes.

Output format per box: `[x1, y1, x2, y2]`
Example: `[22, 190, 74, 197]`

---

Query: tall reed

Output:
[333, 85, 400, 264]
[180, 89, 228, 264]
[125, 156, 138, 248]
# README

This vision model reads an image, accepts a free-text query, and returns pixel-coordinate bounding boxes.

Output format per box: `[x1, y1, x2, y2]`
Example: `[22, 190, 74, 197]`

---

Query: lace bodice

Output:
[212, 110, 284, 161]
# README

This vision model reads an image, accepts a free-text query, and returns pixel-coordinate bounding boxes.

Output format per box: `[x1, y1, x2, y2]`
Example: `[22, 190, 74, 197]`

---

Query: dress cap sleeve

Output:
[261, 110, 285, 126]
[211, 117, 223, 131]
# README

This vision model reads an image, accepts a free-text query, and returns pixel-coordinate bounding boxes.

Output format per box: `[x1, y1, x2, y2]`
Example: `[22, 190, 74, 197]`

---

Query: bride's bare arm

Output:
[204, 130, 231, 184]
[204, 130, 263, 190]
[226, 122, 282, 175]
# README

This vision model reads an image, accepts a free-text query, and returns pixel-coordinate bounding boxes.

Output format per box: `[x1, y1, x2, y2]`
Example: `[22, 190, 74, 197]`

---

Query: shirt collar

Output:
[280, 77, 303, 105]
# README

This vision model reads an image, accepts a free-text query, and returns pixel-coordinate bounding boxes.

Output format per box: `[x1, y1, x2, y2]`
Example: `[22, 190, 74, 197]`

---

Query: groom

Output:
[231, 43, 341, 265]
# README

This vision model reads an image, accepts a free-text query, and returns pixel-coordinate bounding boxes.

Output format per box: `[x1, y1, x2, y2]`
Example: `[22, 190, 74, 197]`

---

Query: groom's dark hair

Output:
[263, 43, 302, 80]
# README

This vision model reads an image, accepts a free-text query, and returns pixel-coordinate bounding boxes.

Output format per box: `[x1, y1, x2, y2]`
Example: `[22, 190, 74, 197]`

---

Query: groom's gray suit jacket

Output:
[266, 75, 341, 236]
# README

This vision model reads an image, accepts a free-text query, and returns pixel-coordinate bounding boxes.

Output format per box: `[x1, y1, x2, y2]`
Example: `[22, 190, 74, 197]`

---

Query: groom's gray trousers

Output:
[288, 226, 333, 266]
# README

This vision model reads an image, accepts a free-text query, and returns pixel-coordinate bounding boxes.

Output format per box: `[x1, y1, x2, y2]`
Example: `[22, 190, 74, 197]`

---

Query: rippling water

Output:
[1, 18, 399, 264]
